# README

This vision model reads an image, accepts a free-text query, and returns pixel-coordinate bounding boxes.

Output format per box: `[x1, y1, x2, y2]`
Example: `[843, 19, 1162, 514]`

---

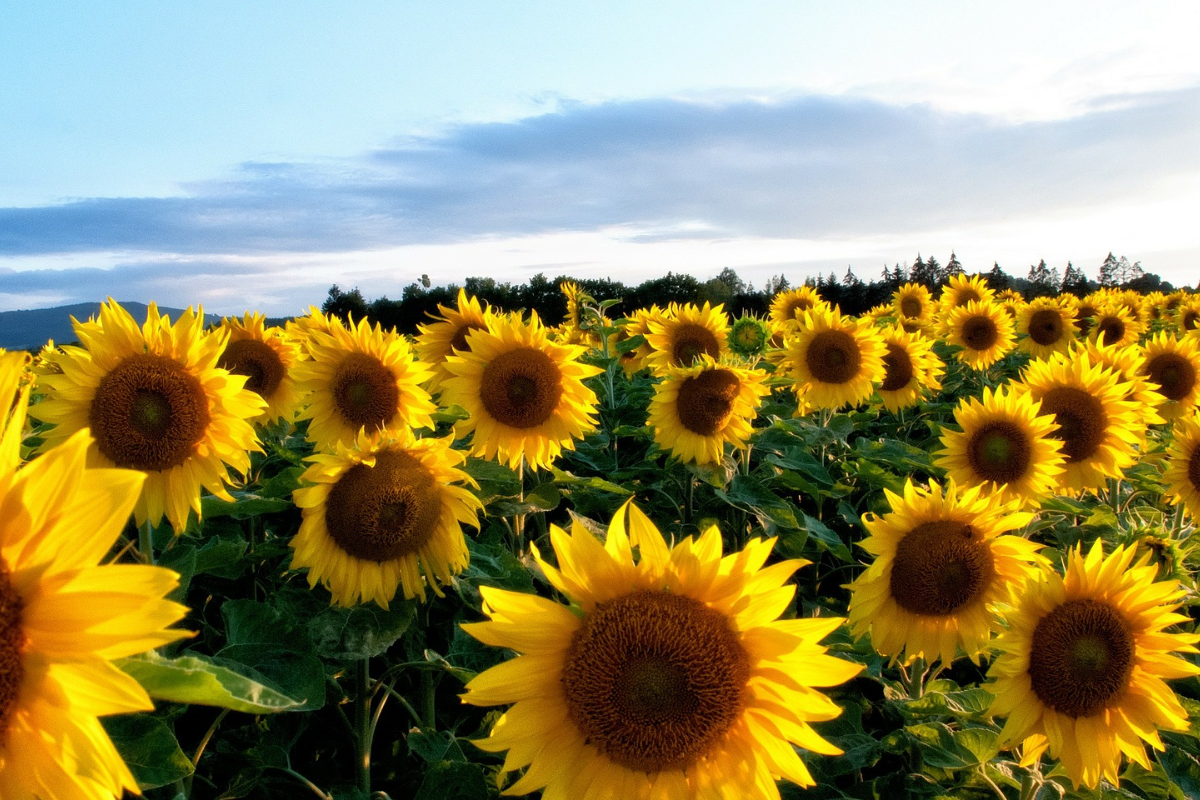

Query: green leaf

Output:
[309, 600, 417, 661]
[614, 333, 645, 354]
[801, 513, 852, 563]
[218, 599, 326, 709]
[718, 475, 801, 529]
[414, 760, 490, 800]
[102, 714, 193, 789]
[408, 728, 468, 764]
[490, 481, 561, 515]
[193, 533, 250, 579]
[116, 651, 303, 713]
[257, 465, 306, 498]
[549, 466, 634, 495]
[200, 492, 291, 520]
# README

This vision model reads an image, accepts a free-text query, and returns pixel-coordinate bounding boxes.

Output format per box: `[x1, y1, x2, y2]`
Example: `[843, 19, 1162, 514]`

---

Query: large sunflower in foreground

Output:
[876, 326, 944, 413]
[1140, 331, 1200, 421]
[290, 428, 482, 608]
[935, 385, 1064, 509]
[783, 306, 886, 410]
[647, 357, 769, 465]
[0, 352, 190, 799]
[31, 299, 264, 533]
[1163, 413, 1200, 522]
[847, 479, 1045, 666]
[414, 289, 495, 394]
[1020, 353, 1141, 494]
[294, 315, 435, 449]
[218, 312, 305, 424]
[987, 542, 1199, 789]
[461, 501, 862, 798]
[645, 302, 731, 373]
[1017, 297, 1077, 361]
[442, 312, 602, 470]
[945, 300, 1016, 369]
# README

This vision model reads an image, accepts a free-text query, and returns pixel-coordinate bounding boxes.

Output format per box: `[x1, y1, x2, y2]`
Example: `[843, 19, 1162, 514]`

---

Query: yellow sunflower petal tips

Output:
[783, 305, 887, 410]
[1164, 412, 1200, 521]
[29, 298, 266, 533]
[1140, 331, 1200, 421]
[876, 325, 944, 414]
[0, 351, 190, 799]
[945, 300, 1016, 370]
[644, 301, 732, 373]
[415, 288, 495, 394]
[847, 479, 1046, 666]
[218, 311, 305, 425]
[441, 311, 602, 471]
[461, 500, 861, 799]
[290, 426, 481, 608]
[987, 541, 1200, 790]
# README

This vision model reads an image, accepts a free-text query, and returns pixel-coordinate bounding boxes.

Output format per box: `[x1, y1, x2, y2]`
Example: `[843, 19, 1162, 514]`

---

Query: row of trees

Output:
[321, 253, 1176, 334]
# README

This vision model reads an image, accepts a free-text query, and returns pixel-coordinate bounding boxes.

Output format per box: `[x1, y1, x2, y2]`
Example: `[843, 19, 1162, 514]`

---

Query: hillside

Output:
[0, 302, 223, 351]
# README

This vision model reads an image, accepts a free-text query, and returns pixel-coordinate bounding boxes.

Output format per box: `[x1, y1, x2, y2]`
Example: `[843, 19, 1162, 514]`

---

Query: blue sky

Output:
[3, 1, 1199, 315]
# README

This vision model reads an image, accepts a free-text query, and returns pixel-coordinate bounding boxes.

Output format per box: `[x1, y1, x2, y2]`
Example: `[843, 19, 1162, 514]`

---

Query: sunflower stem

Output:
[514, 458, 527, 557]
[138, 520, 155, 565]
[1018, 772, 1043, 800]
[355, 658, 372, 795]
[902, 656, 927, 699]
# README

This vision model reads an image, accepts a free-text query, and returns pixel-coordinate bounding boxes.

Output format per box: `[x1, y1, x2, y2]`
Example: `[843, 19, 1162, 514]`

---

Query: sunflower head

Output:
[415, 289, 495, 393]
[1174, 297, 1200, 334]
[893, 282, 934, 322]
[1164, 412, 1200, 521]
[218, 311, 305, 424]
[941, 273, 996, 313]
[783, 306, 887, 410]
[876, 326, 944, 413]
[1140, 331, 1200, 420]
[1018, 297, 1078, 361]
[461, 500, 862, 797]
[945, 300, 1017, 369]
[727, 314, 771, 359]
[648, 356, 769, 465]
[644, 302, 731, 373]
[615, 305, 666, 375]
[770, 286, 828, 331]
[987, 541, 1200, 789]
[1089, 303, 1144, 349]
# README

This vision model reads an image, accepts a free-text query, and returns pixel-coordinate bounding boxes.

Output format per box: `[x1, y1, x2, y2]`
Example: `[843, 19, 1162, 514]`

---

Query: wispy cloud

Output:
[2, 86, 1198, 312]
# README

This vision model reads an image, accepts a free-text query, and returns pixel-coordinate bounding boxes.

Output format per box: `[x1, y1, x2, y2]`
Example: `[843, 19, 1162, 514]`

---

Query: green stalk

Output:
[138, 520, 155, 565]
[356, 658, 372, 795]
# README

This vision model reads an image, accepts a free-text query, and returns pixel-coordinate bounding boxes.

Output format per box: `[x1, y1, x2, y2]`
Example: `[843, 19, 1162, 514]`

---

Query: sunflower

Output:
[1074, 297, 1101, 339]
[461, 500, 862, 798]
[1164, 413, 1200, 521]
[647, 357, 769, 465]
[294, 315, 435, 449]
[1017, 298, 1077, 361]
[556, 281, 594, 346]
[30, 299, 264, 533]
[1075, 339, 1165, 435]
[415, 289, 495, 394]
[847, 479, 1046, 666]
[769, 286, 827, 331]
[1089, 303, 1144, 349]
[290, 428, 482, 607]
[0, 351, 190, 799]
[1174, 297, 1200, 334]
[987, 542, 1200, 789]
[875, 326, 944, 413]
[945, 300, 1016, 370]
[727, 315, 771, 360]
[783, 306, 886, 410]
[1140, 331, 1200, 420]
[892, 283, 934, 324]
[935, 385, 1065, 509]
[615, 306, 666, 376]
[1020, 353, 1141, 494]
[645, 302, 731, 373]
[218, 312, 304, 424]
[285, 305, 338, 358]
[941, 273, 996, 314]
[441, 312, 602, 470]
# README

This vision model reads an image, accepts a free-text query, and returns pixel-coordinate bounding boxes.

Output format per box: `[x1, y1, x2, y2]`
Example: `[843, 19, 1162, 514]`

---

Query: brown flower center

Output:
[670, 324, 722, 367]
[1028, 599, 1134, 718]
[1189, 444, 1200, 492]
[955, 289, 981, 308]
[219, 338, 285, 398]
[1145, 352, 1196, 402]
[562, 591, 749, 773]
[880, 343, 914, 392]
[805, 330, 862, 384]
[1077, 305, 1097, 337]
[1183, 310, 1199, 331]
[0, 563, 24, 741]
[480, 347, 563, 429]
[89, 354, 211, 471]
[323, 451, 443, 562]
[1028, 309, 1065, 346]
[889, 521, 995, 616]
[900, 297, 923, 318]
[1038, 387, 1106, 462]
[675, 369, 740, 436]
[449, 322, 486, 354]
[1097, 316, 1127, 347]
[331, 352, 400, 434]
[967, 420, 1032, 484]
[961, 315, 999, 352]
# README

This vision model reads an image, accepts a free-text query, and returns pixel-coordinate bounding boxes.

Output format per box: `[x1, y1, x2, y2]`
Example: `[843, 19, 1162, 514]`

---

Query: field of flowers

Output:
[3, 277, 1200, 800]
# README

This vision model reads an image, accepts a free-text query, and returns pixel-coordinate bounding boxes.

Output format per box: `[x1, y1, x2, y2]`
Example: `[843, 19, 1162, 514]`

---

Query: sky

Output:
[2, 1, 1199, 316]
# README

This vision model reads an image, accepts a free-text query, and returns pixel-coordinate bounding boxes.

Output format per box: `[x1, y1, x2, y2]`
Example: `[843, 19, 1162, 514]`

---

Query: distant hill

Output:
[0, 302, 223, 351]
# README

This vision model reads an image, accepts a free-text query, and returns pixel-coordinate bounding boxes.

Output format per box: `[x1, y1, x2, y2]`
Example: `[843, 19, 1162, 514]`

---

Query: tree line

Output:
[321, 252, 1179, 333]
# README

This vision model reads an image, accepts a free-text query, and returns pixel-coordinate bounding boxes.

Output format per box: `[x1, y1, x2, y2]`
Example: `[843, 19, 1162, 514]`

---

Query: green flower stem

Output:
[1018, 772, 1043, 800]
[356, 658, 373, 795]
[138, 520, 155, 565]
[902, 656, 927, 699]
[268, 766, 334, 800]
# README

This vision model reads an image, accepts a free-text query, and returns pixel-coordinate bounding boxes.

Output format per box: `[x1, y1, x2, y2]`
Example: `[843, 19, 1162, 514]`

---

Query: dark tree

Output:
[322, 285, 368, 323]
[1099, 252, 1120, 287]
[1060, 261, 1089, 295]
[984, 263, 1011, 291]
[945, 252, 964, 278]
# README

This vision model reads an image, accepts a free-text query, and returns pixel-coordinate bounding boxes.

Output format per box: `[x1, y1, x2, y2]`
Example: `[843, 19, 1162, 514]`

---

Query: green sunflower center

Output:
[670, 323, 722, 367]
[90, 353, 211, 471]
[479, 347, 563, 429]
[1038, 387, 1106, 463]
[805, 329, 862, 384]
[562, 590, 749, 773]
[1145, 352, 1196, 402]
[961, 315, 999, 352]
[0, 562, 24, 739]
[1028, 599, 1134, 718]
[967, 420, 1032, 484]
[219, 338, 285, 398]
[880, 343, 914, 392]
[676, 368, 740, 436]
[331, 352, 400, 434]
[324, 451, 444, 562]
[1028, 309, 1065, 346]
[889, 521, 996, 616]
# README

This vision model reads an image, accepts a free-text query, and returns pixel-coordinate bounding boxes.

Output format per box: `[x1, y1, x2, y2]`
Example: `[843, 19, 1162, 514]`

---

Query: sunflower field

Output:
[4, 279, 1200, 800]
